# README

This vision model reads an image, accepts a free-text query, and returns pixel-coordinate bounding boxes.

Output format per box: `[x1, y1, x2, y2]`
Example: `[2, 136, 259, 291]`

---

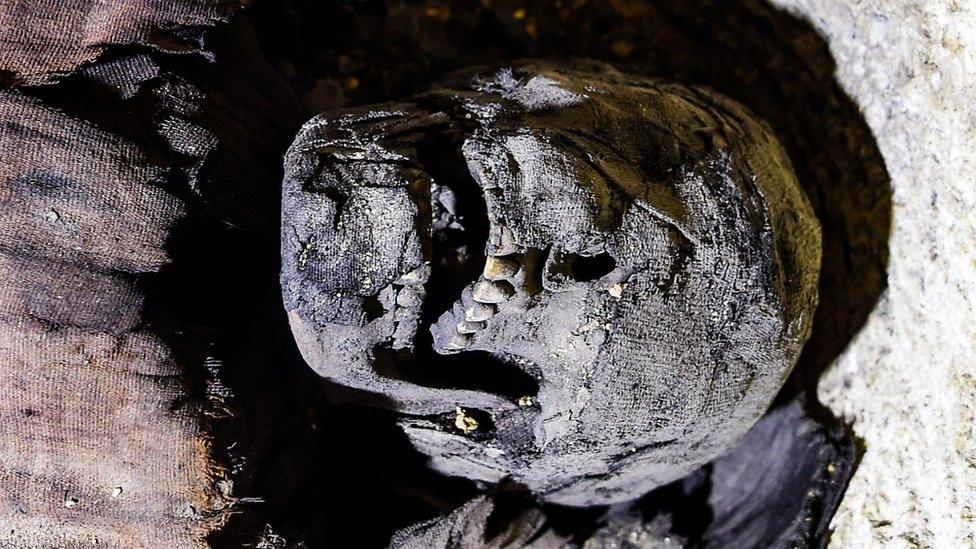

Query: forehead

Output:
[462, 132, 621, 251]
[454, 68, 728, 236]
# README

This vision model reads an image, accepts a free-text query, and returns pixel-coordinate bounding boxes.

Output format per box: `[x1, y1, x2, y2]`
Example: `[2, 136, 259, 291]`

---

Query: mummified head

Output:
[281, 62, 821, 506]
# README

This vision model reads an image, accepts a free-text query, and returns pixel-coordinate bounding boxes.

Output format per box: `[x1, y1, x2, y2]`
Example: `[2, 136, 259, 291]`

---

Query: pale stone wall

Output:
[771, 1, 976, 546]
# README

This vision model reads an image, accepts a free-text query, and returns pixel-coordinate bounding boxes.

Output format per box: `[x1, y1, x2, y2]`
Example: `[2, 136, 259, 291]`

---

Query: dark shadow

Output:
[143, 214, 482, 548]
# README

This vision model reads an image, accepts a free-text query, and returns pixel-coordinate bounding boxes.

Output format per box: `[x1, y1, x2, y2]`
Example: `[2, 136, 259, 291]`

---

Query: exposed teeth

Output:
[483, 256, 519, 280]
[443, 332, 473, 351]
[455, 407, 479, 433]
[464, 302, 497, 322]
[472, 280, 515, 304]
[498, 226, 517, 254]
[608, 282, 627, 299]
[456, 321, 486, 334]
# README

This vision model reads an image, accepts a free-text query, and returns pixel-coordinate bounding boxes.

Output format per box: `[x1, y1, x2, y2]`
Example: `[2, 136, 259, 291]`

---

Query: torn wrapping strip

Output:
[0, 0, 236, 86]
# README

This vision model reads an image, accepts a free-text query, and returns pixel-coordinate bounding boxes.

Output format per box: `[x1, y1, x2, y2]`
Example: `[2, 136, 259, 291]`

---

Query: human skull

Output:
[281, 62, 821, 506]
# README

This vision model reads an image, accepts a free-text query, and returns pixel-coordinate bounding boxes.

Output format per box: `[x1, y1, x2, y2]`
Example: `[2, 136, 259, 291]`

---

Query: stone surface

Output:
[768, 1, 976, 546]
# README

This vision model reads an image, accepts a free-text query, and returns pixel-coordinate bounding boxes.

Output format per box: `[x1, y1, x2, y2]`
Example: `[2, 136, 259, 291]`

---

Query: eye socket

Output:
[569, 252, 615, 282]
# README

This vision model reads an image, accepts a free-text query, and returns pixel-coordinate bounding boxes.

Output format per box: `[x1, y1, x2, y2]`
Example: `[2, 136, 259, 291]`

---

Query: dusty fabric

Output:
[0, 5, 304, 547]
[392, 498, 681, 549]
[0, 90, 217, 547]
[390, 496, 501, 548]
[0, 0, 234, 86]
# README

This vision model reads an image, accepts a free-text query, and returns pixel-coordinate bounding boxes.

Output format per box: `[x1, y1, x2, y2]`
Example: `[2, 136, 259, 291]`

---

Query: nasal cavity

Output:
[415, 134, 490, 324]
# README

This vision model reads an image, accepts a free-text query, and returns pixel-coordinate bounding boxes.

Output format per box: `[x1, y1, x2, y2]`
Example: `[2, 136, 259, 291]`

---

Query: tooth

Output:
[393, 306, 416, 322]
[483, 256, 519, 280]
[456, 321, 486, 334]
[393, 321, 416, 343]
[455, 407, 479, 433]
[608, 282, 626, 299]
[472, 280, 515, 303]
[442, 332, 473, 351]
[489, 225, 501, 246]
[465, 302, 497, 322]
[466, 159, 496, 189]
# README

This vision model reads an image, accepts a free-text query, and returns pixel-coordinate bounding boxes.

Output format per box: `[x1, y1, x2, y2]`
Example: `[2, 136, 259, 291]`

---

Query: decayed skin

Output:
[282, 62, 821, 506]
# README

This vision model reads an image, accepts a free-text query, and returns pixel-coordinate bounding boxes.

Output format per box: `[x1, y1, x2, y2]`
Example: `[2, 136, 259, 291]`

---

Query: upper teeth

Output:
[438, 222, 525, 350]
[473, 280, 515, 303]
[483, 256, 519, 280]
[465, 301, 497, 322]
[608, 282, 626, 299]
[457, 320, 486, 334]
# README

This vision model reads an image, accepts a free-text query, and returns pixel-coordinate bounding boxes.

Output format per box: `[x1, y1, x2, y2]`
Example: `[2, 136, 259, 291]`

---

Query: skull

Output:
[281, 62, 820, 506]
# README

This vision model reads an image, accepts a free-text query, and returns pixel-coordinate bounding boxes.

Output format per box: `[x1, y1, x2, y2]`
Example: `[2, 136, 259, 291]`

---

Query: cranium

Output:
[281, 62, 820, 506]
